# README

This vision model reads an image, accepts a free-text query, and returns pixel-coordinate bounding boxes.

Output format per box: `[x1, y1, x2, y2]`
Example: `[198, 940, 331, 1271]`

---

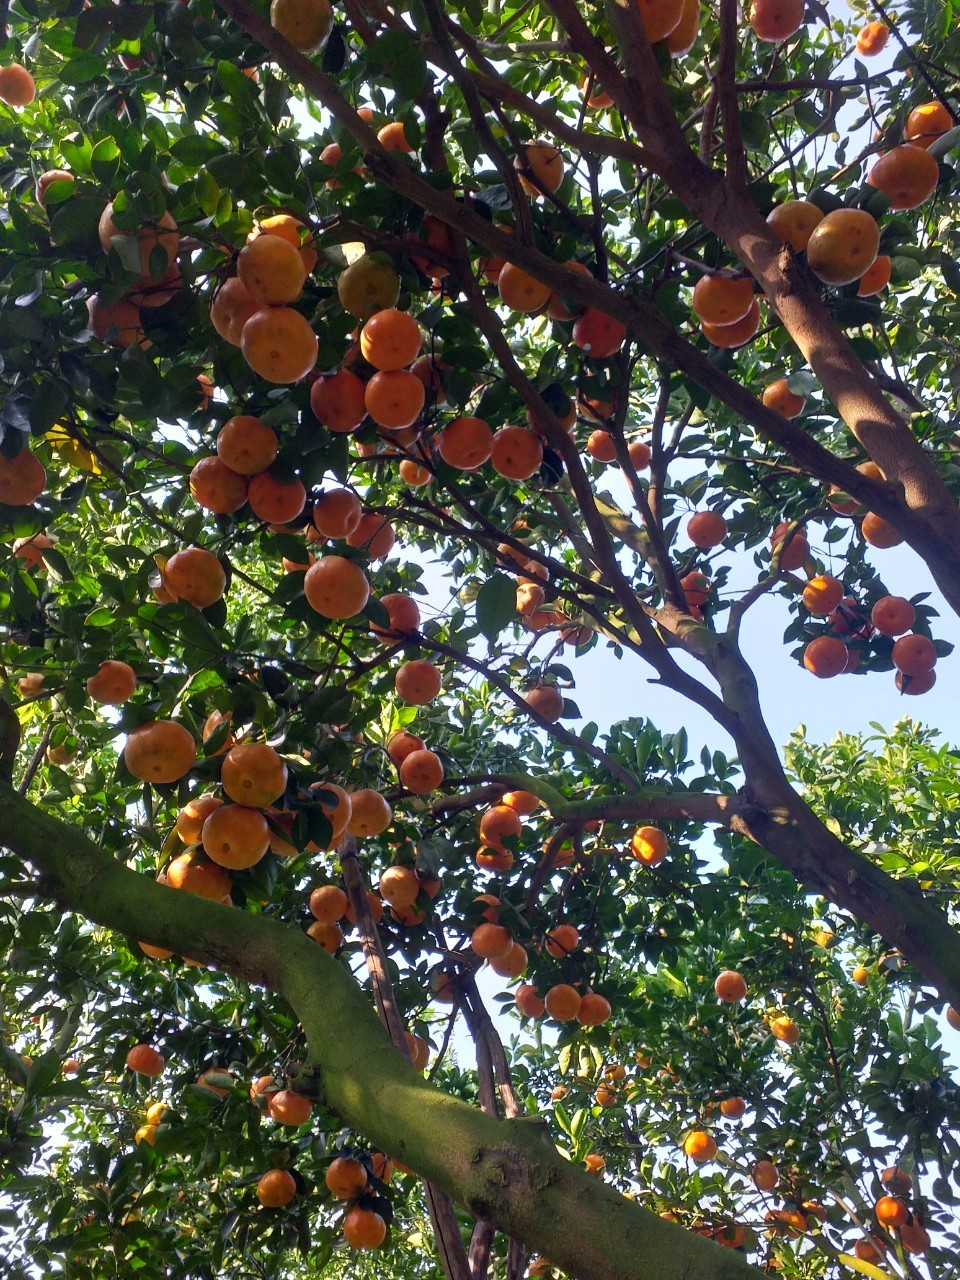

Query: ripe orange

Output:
[479, 804, 522, 850]
[309, 884, 348, 922]
[310, 369, 368, 433]
[325, 1155, 367, 1198]
[307, 919, 344, 952]
[313, 488, 363, 539]
[0, 63, 37, 106]
[248, 212, 317, 272]
[360, 309, 421, 370]
[201, 804, 271, 869]
[346, 512, 395, 558]
[515, 984, 545, 1017]
[269, 0, 333, 49]
[691, 275, 754, 327]
[631, 825, 669, 867]
[595, 1083, 617, 1107]
[476, 847, 514, 872]
[767, 200, 824, 252]
[891, 632, 937, 675]
[635, 0, 685, 41]
[899, 1216, 931, 1254]
[587, 430, 618, 463]
[857, 254, 892, 297]
[99, 203, 179, 285]
[682, 1131, 717, 1162]
[856, 21, 888, 55]
[666, 0, 701, 53]
[861, 511, 902, 547]
[166, 849, 232, 900]
[870, 595, 915, 636]
[747, 0, 804, 41]
[501, 790, 539, 815]
[544, 984, 581, 1021]
[489, 941, 528, 978]
[803, 636, 848, 678]
[471, 922, 513, 959]
[371, 1152, 395, 1183]
[346, 789, 392, 839]
[248, 470, 306, 524]
[867, 145, 939, 210]
[377, 120, 413, 152]
[881, 1166, 913, 1195]
[904, 100, 953, 148]
[498, 263, 552, 313]
[714, 970, 748, 1002]
[514, 142, 564, 196]
[946, 1006, 960, 1031]
[364, 369, 425, 429]
[343, 1206, 387, 1250]
[221, 742, 288, 808]
[124, 720, 196, 784]
[875, 1195, 908, 1228]
[687, 511, 727, 548]
[720, 1096, 746, 1118]
[269, 1089, 313, 1126]
[490, 425, 544, 480]
[369, 592, 420, 641]
[855, 1236, 887, 1263]
[577, 992, 612, 1026]
[86, 660, 137, 705]
[545, 923, 580, 957]
[386, 731, 425, 766]
[524, 683, 564, 722]
[802, 574, 843, 615]
[572, 308, 626, 358]
[761, 378, 805, 418]
[701, 299, 761, 348]
[189, 455, 248, 514]
[303, 556, 370, 618]
[395, 659, 441, 704]
[399, 747, 444, 793]
[769, 1015, 800, 1044]
[805, 209, 880, 286]
[210, 277, 263, 346]
[126, 1043, 164, 1076]
[237, 234, 306, 305]
[241, 307, 318, 383]
[438, 416, 494, 469]
[12, 532, 55, 568]
[163, 546, 227, 609]
[0, 447, 46, 506]
[175, 794, 224, 845]
[88, 296, 149, 349]
[257, 1167, 297, 1208]
[216, 416, 279, 475]
[752, 1159, 779, 1190]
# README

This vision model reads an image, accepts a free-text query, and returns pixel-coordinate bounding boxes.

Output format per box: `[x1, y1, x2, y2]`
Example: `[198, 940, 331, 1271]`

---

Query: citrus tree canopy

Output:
[1, 0, 960, 1277]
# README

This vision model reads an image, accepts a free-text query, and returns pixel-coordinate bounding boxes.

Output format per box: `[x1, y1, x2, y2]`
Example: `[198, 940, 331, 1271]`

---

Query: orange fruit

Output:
[479, 804, 522, 850]
[377, 120, 413, 152]
[870, 595, 915, 636]
[691, 275, 754, 327]
[762, 378, 805, 417]
[501, 790, 539, 815]
[346, 788, 392, 837]
[0, 63, 36, 106]
[304, 555, 371, 618]
[635, 0, 685, 42]
[595, 1084, 617, 1107]
[248, 469, 306, 524]
[489, 941, 528, 977]
[875, 1195, 908, 1228]
[309, 884, 348, 922]
[307, 784, 352, 846]
[547, 259, 592, 320]
[126, 1043, 164, 1076]
[753, 1160, 779, 1190]
[306, 919, 344, 952]
[631, 825, 669, 866]
[269, 0, 333, 51]
[237, 234, 306, 305]
[371, 1152, 395, 1183]
[545, 923, 580, 958]
[399, 747, 444, 793]
[163, 547, 226, 608]
[490, 425, 544, 480]
[86, 660, 137, 705]
[747, 0, 804, 41]
[189, 455, 248, 514]
[945, 1006, 960, 1031]
[12, 532, 55, 568]
[310, 369, 368, 433]
[896, 669, 936, 695]
[386, 731, 424, 765]
[87, 296, 149, 349]
[899, 1216, 931, 1254]
[524, 683, 564, 721]
[346, 512, 395, 558]
[379, 864, 420, 908]
[166, 850, 232, 900]
[268, 1089, 313, 1126]
[868, 145, 939, 210]
[210, 276, 263, 346]
[802, 574, 843, 615]
[476, 847, 514, 872]
[572, 308, 626, 358]
[241, 307, 318, 383]
[856, 21, 888, 55]
[514, 141, 564, 196]
[714, 970, 748, 1001]
[587, 430, 617, 463]
[248, 213, 317, 272]
[175, 794, 224, 846]
[803, 636, 849, 678]
[201, 803, 271, 869]
[515, 984, 545, 1017]
[216, 416, 279, 475]
[35, 168, 74, 206]
[98, 203, 179, 285]
[0, 447, 46, 506]
[395, 659, 441, 704]
[686, 511, 727, 548]
[806, 209, 880, 285]
[682, 1131, 717, 1162]
[770, 1015, 800, 1044]
[857, 254, 892, 297]
[720, 1096, 746, 1118]
[544, 984, 581, 1021]
[701, 299, 761, 348]
[861, 511, 902, 548]
[343, 1206, 387, 1250]
[767, 199, 824, 253]
[904, 100, 953, 148]
[666, 0, 701, 54]
[410, 214, 456, 278]
[855, 1236, 887, 1263]
[325, 1156, 367, 1199]
[221, 742, 288, 808]
[313, 488, 363, 539]
[471, 922, 513, 959]
[577, 992, 612, 1026]
[124, 720, 196, 784]
[891, 632, 937, 675]
[364, 369, 425, 429]
[438, 416, 494, 469]
[360, 309, 421, 370]
[257, 1168, 297, 1208]
[369, 592, 420, 640]
[498, 263, 552, 313]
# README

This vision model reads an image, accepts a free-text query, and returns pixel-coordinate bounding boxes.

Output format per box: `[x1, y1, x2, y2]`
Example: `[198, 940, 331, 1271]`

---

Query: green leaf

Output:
[59, 53, 105, 85]
[29, 381, 70, 435]
[475, 573, 516, 641]
[90, 137, 121, 186]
